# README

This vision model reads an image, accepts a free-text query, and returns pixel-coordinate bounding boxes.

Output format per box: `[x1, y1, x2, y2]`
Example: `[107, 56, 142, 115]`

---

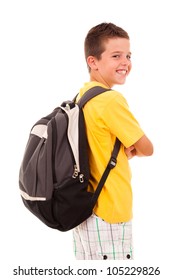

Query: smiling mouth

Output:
[116, 70, 127, 75]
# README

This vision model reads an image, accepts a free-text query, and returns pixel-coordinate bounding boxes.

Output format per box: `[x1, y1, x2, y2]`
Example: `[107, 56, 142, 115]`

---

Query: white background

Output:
[1, 0, 172, 278]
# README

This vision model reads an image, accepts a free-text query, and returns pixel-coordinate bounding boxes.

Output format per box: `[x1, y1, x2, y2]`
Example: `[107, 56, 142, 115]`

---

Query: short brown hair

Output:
[84, 22, 129, 71]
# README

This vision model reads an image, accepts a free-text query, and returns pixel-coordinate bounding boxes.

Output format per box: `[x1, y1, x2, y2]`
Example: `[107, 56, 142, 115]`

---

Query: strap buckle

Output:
[109, 157, 117, 169]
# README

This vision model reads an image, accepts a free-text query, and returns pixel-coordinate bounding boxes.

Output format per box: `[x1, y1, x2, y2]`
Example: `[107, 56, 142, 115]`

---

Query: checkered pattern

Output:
[73, 214, 133, 260]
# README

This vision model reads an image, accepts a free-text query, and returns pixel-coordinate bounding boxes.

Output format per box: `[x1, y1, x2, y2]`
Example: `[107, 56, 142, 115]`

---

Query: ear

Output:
[87, 56, 98, 70]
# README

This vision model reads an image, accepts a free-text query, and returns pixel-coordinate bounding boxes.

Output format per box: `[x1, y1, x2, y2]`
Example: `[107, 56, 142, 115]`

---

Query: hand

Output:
[124, 145, 136, 159]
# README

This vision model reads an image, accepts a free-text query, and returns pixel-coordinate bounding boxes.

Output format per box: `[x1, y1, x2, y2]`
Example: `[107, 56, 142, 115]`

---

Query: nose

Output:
[121, 56, 131, 65]
[120, 58, 131, 72]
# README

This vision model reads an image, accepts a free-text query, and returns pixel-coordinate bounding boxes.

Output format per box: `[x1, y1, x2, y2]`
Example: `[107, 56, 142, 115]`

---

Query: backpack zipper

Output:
[72, 165, 84, 183]
[72, 165, 78, 178]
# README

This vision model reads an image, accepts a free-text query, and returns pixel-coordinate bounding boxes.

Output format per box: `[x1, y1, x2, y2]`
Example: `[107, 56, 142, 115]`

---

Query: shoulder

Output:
[101, 89, 129, 108]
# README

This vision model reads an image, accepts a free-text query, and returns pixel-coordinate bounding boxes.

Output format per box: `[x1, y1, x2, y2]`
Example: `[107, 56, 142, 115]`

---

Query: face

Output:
[89, 38, 132, 88]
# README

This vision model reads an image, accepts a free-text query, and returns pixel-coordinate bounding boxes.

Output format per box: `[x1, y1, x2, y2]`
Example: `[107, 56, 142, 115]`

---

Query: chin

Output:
[119, 79, 126, 85]
[115, 81, 125, 86]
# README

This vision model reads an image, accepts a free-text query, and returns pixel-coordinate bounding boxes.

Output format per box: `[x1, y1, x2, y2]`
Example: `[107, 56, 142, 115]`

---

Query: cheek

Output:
[128, 63, 132, 73]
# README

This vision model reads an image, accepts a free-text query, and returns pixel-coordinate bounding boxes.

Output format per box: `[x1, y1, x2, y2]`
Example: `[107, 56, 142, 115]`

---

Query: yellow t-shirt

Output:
[77, 81, 144, 223]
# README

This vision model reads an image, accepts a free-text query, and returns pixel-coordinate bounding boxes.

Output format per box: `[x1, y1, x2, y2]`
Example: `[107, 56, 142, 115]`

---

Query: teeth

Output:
[117, 70, 126, 75]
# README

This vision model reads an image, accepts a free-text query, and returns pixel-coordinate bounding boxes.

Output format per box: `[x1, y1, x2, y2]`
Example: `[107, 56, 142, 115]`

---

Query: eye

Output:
[112, 54, 120, 59]
[127, 54, 131, 60]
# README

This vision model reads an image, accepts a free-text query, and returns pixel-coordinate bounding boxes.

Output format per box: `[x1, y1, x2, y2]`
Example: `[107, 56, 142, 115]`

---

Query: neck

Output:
[89, 71, 112, 89]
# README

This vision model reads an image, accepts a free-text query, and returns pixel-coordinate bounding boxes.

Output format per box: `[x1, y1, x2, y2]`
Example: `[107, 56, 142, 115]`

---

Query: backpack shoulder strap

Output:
[77, 86, 111, 108]
[76, 85, 122, 205]
[91, 137, 121, 207]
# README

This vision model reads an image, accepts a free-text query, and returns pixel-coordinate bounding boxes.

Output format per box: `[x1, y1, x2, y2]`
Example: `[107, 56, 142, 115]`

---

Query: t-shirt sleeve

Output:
[102, 92, 144, 147]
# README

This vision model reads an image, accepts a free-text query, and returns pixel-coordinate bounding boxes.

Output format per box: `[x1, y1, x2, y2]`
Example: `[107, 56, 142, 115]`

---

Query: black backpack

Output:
[19, 86, 121, 231]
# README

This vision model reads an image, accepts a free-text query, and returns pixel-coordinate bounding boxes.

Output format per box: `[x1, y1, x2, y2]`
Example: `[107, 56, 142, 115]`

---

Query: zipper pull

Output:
[79, 174, 84, 183]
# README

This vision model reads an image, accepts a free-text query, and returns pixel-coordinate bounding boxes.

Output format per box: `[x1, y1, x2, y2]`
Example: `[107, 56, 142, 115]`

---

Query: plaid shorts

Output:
[73, 214, 133, 260]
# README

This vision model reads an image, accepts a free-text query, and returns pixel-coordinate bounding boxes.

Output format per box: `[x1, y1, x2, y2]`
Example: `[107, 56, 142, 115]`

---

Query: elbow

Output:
[144, 144, 154, 156]
[134, 135, 154, 157]
[147, 149, 154, 156]
[134, 143, 154, 157]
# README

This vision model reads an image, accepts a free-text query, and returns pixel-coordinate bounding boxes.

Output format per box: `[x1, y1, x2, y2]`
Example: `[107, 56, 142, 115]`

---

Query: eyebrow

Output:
[111, 51, 132, 55]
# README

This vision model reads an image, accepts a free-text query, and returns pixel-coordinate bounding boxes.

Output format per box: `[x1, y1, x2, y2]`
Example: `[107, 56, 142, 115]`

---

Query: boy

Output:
[73, 22, 153, 260]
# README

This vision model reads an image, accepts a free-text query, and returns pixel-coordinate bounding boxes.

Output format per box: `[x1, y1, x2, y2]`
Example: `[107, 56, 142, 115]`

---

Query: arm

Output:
[125, 134, 153, 159]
